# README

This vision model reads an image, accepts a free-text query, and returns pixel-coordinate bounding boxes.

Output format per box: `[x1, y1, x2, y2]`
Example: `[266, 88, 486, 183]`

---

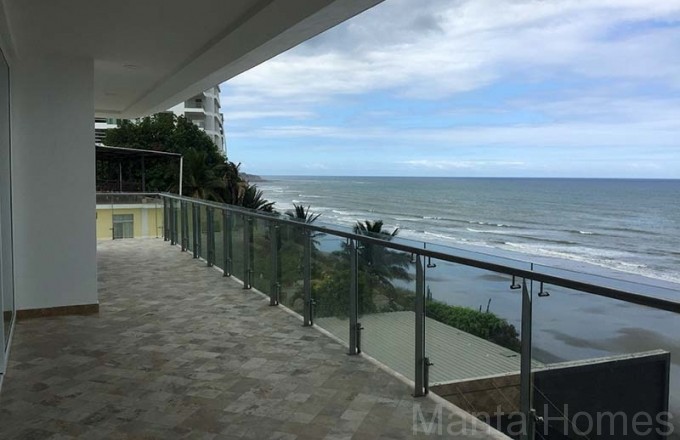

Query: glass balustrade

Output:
[98, 193, 680, 440]
[277, 222, 307, 312]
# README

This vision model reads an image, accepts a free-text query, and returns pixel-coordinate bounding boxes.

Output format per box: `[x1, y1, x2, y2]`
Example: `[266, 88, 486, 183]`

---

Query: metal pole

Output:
[302, 229, 313, 326]
[118, 161, 122, 192]
[223, 210, 231, 276]
[178, 156, 183, 196]
[269, 223, 280, 306]
[520, 278, 535, 440]
[348, 239, 359, 355]
[414, 255, 426, 397]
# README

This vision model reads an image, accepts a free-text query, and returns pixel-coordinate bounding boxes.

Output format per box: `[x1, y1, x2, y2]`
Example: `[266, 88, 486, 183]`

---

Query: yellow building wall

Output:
[96, 206, 164, 240]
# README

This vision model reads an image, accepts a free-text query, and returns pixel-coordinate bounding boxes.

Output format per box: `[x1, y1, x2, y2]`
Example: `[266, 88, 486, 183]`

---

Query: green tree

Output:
[354, 220, 411, 288]
[101, 113, 275, 211]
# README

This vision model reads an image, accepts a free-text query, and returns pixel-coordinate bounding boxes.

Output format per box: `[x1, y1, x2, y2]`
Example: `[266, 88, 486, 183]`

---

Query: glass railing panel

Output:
[230, 213, 245, 284]
[173, 200, 181, 244]
[356, 236, 416, 381]
[198, 205, 208, 260]
[312, 235, 351, 343]
[214, 209, 224, 271]
[424, 255, 525, 430]
[530, 280, 679, 438]
[186, 202, 194, 252]
[250, 218, 271, 295]
[140, 195, 162, 238]
[278, 222, 306, 312]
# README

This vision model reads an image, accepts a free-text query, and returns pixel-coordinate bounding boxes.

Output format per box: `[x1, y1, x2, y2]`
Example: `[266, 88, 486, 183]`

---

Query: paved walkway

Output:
[0, 239, 505, 439]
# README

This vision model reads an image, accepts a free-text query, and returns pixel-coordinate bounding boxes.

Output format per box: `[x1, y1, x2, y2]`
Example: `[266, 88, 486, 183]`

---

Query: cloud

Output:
[223, 0, 680, 102]
[220, 0, 680, 177]
[225, 110, 313, 120]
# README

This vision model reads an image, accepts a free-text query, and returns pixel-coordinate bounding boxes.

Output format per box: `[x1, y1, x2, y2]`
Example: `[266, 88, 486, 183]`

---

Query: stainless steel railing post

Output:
[348, 239, 360, 355]
[520, 277, 535, 440]
[414, 254, 427, 397]
[181, 201, 188, 251]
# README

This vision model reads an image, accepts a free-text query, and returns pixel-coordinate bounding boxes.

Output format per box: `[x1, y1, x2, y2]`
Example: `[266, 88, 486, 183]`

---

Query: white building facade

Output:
[167, 86, 225, 153]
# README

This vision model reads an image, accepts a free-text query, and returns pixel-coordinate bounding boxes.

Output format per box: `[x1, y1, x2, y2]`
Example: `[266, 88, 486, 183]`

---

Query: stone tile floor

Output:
[0, 239, 504, 439]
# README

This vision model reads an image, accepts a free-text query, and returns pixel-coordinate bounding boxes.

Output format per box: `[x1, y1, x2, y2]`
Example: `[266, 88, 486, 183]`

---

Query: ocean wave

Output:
[500, 242, 680, 284]
[423, 231, 458, 241]
[423, 216, 470, 224]
[466, 227, 508, 234]
[602, 226, 660, 236]
[568, 229, 596, 235]
[468, 220, 513, 228]
[394, 216, 422, 221]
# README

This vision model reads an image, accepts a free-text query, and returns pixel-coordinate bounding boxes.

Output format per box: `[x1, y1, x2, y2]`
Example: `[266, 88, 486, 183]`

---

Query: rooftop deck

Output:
[0, 239, 505, 439]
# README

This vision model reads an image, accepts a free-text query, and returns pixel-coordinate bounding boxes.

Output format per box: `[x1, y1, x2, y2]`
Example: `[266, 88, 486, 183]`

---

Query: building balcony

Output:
[183, 106, 206, 114]
[3, 193, 677, 439]
[0, 238, 494, 439]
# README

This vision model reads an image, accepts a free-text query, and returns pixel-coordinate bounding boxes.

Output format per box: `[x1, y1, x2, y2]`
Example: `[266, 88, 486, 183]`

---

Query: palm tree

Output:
[354, 220, 398, 238]
[353, 220, 412, 310]
[236, 183, 275, 212]
[286, 204, 321, 223]
[180, 149, 226, 201]
[354, 220, 405, 275]
[218, 161, 247, 205]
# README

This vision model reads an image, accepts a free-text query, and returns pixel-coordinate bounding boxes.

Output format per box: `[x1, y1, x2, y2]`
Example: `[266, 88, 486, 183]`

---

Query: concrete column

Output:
[11, 54, 97, 311]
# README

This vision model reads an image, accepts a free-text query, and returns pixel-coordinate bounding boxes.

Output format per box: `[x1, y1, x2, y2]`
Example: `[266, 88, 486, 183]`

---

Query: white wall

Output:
[11, 54, 97, 310]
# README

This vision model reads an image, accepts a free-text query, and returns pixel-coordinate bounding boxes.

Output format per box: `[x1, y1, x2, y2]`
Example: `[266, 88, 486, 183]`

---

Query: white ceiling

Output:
[1, 0, 382, 118]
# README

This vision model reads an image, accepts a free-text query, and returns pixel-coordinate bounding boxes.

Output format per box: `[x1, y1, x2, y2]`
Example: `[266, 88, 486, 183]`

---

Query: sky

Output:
[219, 0, 680, 178]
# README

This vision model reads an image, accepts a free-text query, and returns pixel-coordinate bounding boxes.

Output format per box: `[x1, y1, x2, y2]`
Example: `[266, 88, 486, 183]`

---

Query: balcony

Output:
[1, 193, 678, 440]
[0, 238, 494, 439]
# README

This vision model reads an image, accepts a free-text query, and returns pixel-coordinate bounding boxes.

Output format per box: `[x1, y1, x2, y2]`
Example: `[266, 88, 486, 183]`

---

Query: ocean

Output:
[259, 177, 680, 286]
[259, 176, 680, 414]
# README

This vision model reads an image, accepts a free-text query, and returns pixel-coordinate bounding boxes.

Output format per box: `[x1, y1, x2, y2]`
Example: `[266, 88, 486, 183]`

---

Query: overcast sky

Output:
[220, 0, 680, 178]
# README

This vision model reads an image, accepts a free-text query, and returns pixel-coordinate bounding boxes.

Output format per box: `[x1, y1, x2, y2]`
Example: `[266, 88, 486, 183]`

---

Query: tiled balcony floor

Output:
[0, 239, 503, 439]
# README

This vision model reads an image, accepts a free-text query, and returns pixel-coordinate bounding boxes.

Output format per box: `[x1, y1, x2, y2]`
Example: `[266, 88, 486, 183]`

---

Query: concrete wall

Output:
[11, 54, 97, 310]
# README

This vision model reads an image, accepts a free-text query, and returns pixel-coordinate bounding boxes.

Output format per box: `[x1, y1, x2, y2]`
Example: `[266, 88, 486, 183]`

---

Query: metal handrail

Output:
[98, 192, 680, 314]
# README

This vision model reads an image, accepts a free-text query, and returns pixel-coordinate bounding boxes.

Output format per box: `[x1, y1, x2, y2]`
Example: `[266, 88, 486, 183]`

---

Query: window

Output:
[113, 214, 134, 239]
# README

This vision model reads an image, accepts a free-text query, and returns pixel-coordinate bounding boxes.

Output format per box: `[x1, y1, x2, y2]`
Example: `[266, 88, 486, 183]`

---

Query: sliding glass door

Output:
[0, 46, 14, 373]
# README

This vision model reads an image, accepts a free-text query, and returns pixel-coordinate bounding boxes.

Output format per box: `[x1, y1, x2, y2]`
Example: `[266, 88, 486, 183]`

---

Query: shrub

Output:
[426, 300, 520, 352]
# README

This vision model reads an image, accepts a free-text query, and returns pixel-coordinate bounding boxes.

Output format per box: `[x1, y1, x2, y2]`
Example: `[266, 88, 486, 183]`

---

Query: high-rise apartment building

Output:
[95, 86, 225, 153]
[167, 86, 225, 153]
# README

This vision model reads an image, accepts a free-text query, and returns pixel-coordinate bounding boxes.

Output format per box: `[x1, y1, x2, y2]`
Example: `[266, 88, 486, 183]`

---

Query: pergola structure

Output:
[95, 145, 183, 195]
